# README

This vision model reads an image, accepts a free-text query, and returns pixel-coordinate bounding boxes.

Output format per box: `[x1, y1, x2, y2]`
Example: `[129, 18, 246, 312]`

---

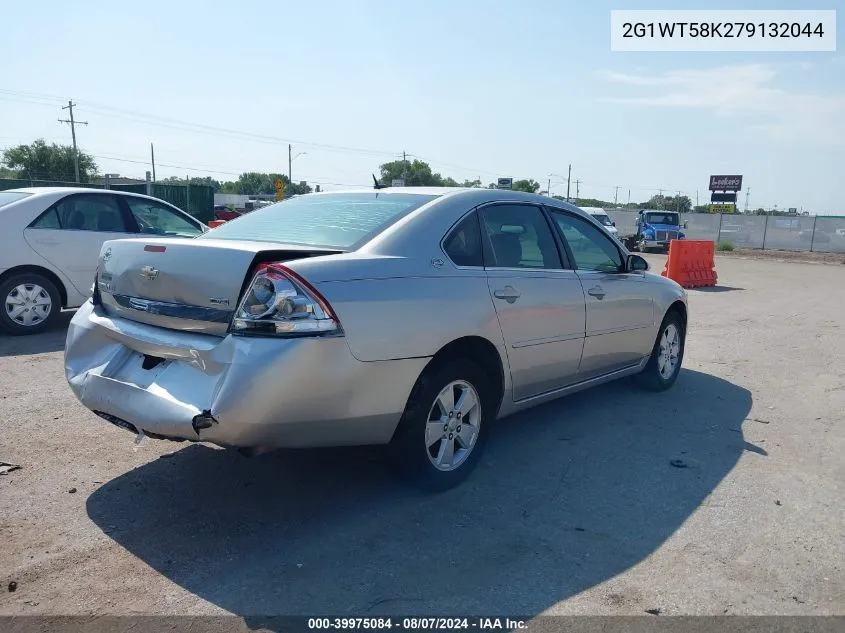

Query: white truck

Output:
[579, 207, 620, 241]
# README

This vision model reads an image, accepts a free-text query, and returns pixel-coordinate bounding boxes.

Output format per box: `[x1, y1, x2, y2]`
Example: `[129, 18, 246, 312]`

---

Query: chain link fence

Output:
[604, 209, 845, 254]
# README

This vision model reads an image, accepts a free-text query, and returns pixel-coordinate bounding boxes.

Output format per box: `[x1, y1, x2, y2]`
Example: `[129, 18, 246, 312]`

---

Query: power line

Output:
[0, 89, 398, 158]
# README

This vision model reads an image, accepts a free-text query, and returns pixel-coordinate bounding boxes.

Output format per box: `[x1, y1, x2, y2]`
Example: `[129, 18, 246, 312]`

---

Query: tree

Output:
[1, 138, 98, 183]
[512, 179, 541, 193]
[379, 159, 443, 186]
[218, 172, 312, 196]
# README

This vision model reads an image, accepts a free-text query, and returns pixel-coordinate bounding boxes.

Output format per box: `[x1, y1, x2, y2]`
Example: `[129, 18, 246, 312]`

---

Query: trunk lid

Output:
[96, 237, 339, 335]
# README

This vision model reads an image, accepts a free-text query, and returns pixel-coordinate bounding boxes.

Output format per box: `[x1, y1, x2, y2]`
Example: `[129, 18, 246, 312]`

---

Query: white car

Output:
[0, 187, 207, 335]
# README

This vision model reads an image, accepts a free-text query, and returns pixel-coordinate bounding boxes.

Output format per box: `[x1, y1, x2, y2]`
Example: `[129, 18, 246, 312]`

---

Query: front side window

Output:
[38, 194, 128, 232]
[126, 198, 202, 237]
[551, 212, 623, 273]
[443, 213, 483, 267]
[201, 192, 439, 250]
[480, 204, 561, 269]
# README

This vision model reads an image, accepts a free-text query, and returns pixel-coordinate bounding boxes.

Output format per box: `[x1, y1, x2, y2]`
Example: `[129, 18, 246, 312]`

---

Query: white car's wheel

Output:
[0, 273, 61, 336]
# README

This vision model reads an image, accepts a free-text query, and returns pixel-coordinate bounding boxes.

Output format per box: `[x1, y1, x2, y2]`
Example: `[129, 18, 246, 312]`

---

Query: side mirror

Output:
[627, 254, 649, 272]
[612, 221, 616, 227]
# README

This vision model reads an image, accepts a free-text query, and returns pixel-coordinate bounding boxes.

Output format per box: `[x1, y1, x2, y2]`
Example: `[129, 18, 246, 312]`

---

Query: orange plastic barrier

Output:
[207, 219, 227, 228]
[660, 240, 718, 288]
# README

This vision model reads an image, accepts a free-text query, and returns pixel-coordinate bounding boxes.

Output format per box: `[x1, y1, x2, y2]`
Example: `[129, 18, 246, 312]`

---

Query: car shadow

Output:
[0, 310, 73, 357]
[693, 286, 745, 293]
[86, 369, 753, 625]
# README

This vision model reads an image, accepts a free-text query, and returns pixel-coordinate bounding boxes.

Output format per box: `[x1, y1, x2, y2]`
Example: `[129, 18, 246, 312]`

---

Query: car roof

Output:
[7, 186, 151, 196]
[299, 186, 595, 219]
[3, 187, 191, 210]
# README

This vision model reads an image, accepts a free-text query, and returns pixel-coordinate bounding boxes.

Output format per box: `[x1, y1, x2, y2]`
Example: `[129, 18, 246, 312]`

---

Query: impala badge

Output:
[140, 266, 159, 281]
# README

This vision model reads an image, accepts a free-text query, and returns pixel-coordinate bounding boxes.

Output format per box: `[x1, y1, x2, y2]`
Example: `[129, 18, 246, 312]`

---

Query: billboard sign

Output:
[710, 192, 738, 203]
[709, 175, 743, 191]
[708, 203, 737, 213]
[497, 178, 513, 190]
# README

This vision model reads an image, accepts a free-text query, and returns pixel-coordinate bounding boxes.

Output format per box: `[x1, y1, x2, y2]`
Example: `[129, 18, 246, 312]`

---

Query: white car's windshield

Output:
[592, 214, 613, 227]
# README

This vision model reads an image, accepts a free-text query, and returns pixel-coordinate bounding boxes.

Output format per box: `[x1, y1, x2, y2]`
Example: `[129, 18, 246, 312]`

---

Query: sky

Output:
[1, 0, 842, 213]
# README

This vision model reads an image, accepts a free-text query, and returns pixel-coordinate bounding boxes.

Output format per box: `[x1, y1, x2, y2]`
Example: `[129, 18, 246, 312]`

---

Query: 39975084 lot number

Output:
[307, 618, 479, 630]
[622, 22, 825, 38]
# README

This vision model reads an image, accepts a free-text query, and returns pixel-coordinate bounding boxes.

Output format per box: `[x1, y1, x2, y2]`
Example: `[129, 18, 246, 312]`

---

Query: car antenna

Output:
[372, 174, 388, 189]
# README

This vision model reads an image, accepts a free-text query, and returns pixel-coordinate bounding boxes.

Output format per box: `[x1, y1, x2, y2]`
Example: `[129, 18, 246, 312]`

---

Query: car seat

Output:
[490, 233, 523, 267]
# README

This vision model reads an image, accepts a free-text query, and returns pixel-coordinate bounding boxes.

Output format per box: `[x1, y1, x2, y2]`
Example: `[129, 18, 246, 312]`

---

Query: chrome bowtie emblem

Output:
[139, 265, 159, 281]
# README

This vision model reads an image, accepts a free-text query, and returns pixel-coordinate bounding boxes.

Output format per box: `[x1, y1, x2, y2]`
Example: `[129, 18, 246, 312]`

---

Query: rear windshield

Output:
[200, 192, 439, 249]
[0, 192, 32, 209]
[644, 212, 679, 225]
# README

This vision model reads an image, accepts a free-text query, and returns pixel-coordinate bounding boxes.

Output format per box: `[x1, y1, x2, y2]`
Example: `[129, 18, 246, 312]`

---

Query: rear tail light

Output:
[231, 263, 341, 336]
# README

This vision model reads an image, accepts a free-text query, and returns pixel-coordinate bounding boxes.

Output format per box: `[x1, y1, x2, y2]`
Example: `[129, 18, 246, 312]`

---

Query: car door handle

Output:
[493, 286, 521, 303]
[587, 285, 606, 300]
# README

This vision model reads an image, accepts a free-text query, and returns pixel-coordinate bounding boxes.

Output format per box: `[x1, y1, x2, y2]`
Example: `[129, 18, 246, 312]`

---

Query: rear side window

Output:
[201, 192, 439, 249]
[30, 209, 60, 228]
[480, 204, 562, 269]
[35, 194, 129, 232]
[443, 213, 483, 267]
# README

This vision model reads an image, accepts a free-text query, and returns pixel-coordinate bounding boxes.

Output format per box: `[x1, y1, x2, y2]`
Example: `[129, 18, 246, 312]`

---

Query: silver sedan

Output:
[65, 188, 688, 490]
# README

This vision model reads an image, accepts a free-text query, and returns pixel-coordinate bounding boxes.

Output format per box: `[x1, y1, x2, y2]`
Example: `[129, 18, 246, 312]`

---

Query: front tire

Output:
[0, 273, 61, 335]
[387, 358, 494, 491]
[636, 311, 685, 391]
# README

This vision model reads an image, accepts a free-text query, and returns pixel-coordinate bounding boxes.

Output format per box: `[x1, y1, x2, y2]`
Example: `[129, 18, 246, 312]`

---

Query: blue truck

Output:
[622, 210, 687, 253]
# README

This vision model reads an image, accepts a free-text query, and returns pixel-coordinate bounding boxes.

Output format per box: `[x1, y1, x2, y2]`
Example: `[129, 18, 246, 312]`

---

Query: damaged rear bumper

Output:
[65, 301, 428, 448]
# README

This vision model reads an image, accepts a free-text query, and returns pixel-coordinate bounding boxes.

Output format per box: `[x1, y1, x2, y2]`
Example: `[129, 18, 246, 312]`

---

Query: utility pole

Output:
[574, 179, 580, 203]
[150, 143, 156, 182]
[58, 100, 88, 183]
[676, 191, 681, 213]
[627, 189, 631, 205]
[566, 164, 571, 201]
[744, 188, 751, 213]
[696, 190, 699, 207]
[547, 177, 551, 197]
[288, 144, 292, 184]
[614, 186, 619, 205]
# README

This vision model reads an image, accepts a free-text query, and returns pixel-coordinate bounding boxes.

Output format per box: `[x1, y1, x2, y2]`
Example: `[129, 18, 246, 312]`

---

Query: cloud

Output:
[599, 64, 845, 145]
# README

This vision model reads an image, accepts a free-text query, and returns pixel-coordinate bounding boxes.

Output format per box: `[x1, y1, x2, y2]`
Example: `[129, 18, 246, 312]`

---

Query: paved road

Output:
[1, 254, 843, 617]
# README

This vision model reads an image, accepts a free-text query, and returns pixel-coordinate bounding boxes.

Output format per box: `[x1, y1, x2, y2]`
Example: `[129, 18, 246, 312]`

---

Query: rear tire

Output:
[387, 358, 494, 492]
[0, 273, 61, 336]
[636, 310, 685, 391]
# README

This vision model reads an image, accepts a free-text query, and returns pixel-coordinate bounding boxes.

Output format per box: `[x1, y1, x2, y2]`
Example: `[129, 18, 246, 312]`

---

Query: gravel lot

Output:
[1, 254, 843, 618]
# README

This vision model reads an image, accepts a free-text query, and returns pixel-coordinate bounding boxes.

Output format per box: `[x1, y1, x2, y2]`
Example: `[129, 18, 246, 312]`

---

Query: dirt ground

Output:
[0, 254, 843, 618]
[715, 248, 845, 266]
